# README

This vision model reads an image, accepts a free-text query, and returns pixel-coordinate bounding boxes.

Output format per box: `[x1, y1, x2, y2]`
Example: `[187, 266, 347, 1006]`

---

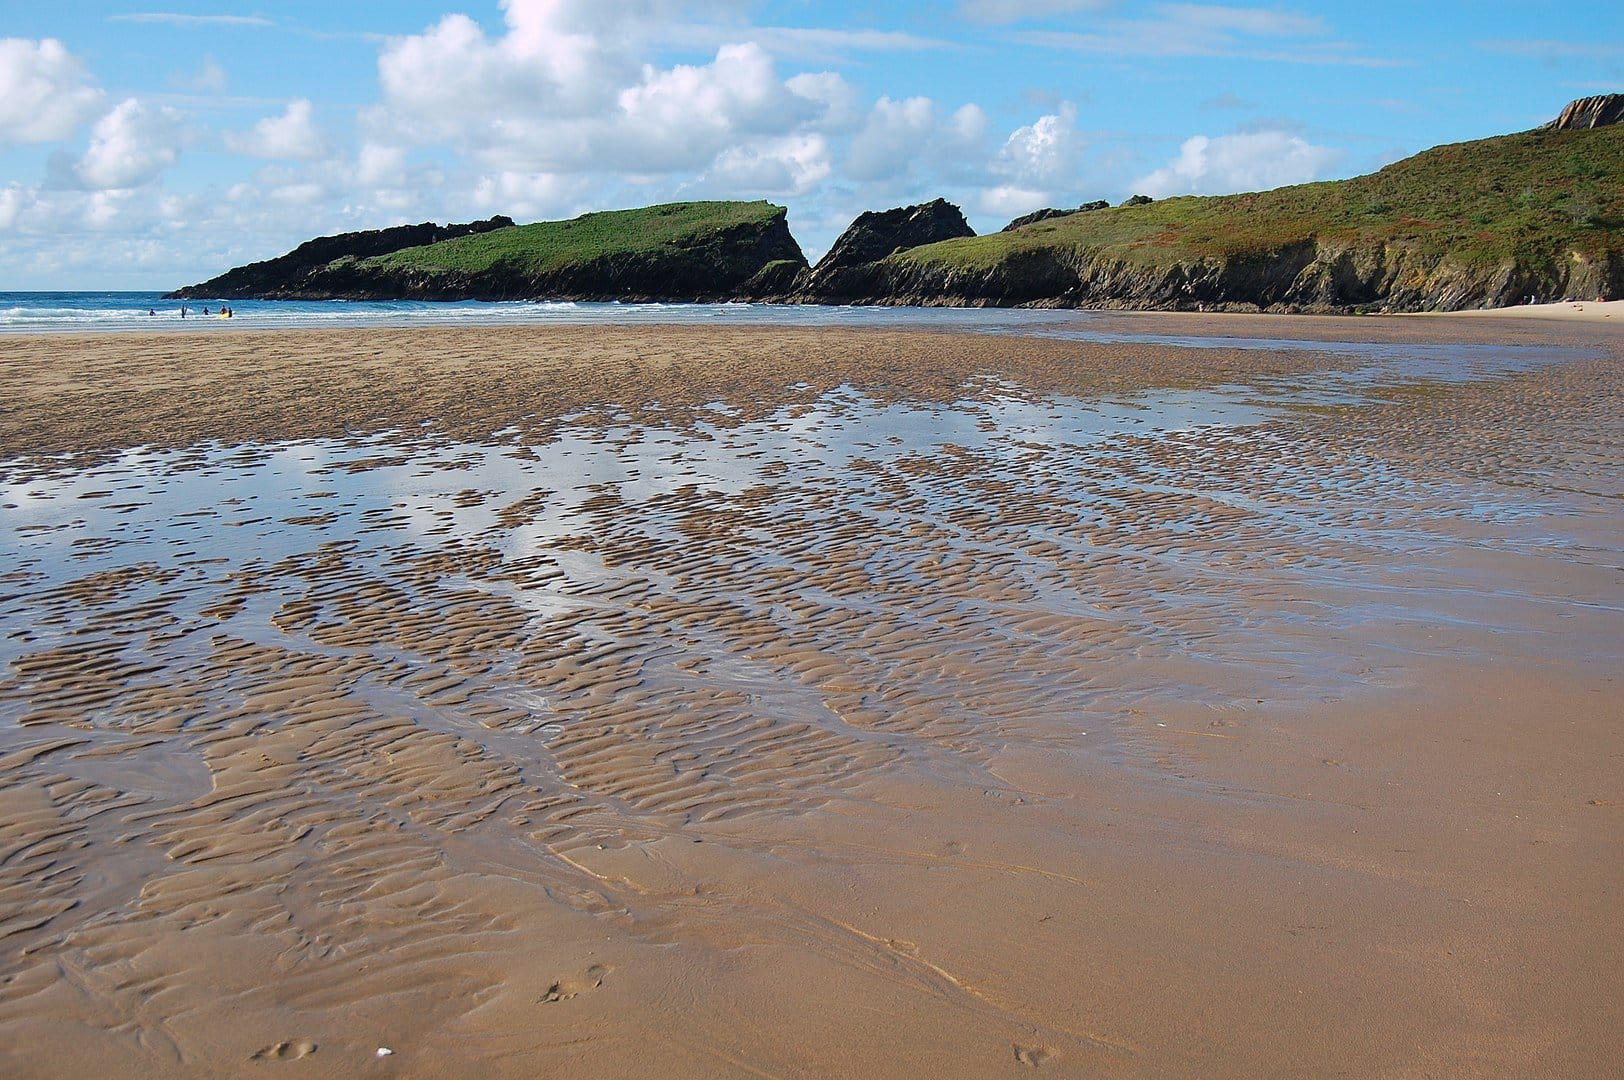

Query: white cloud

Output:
[960, 0, 1108, 22]
[110, 13, 273, 28]
[0, 185, 28, 229]
[846, 96, 937, 181]
[995, 103, 1080, 188]
[76, 99, 188, 190]
[958, 104, 1086, 220]
[702, 133, 832, 196]
[666, 23, 952, 63]
[1132, 129, 1343, 197]
[268, 182, 327, 205]
[973, 184, 1053, 218]
[373, 3, 638, 144]
[1012, 4, 1390, 66]
[786, 71, 862, 130]
[846, 96, 991, 184]
[0, 38, 105, 144]
[355, 143, 408, 188]
[172, 55, 228, 93]
[469, 171, 586, 218]
[226, 99, 326, 160]
[369, 1, 847, 186]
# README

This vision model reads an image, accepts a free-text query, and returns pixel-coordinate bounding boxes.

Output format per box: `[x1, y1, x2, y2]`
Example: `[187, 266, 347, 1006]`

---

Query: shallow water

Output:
[2, 340, 1604, 721]
[0, 291, 1086, 334]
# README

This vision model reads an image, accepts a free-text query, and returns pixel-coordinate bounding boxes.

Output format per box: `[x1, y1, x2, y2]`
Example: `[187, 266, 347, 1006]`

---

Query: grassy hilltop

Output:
[365, 201, 794, 278]
[873, 123, 1623, 311]
[174, 201, 807, 302]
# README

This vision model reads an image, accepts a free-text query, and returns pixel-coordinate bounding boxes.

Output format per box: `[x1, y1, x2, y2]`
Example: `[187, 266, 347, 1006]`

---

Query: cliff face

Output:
[840, 239, 1622, 312]
[168, 218, 513, 299]
[1543, 94, 1624, 131]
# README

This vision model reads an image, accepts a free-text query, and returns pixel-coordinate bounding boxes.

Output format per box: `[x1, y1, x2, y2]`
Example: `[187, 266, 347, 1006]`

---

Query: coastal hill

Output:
[172, 201, 807, 302]
[170, 217, 514, 300]
[171, 95, 1622, 312]
[860, 98, 1623, 312]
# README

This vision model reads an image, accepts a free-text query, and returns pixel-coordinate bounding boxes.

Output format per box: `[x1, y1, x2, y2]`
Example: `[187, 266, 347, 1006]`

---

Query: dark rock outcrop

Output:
[1001, 202, 1109, 232]
[801, 199, 973, 299]
[1543, 94, 1624, 131]
[815, 239, 1620, 314]
[168, 217, 513, 299]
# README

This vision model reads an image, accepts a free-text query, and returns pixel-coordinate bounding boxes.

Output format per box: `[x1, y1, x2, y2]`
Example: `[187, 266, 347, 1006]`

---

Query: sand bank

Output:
[0, 316, 1619, 1077]
[1427, 298, 1624, 322]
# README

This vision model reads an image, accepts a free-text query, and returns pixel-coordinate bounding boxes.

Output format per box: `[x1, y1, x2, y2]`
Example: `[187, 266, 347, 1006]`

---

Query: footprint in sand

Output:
[1014, 1043, 1055, 1067]
[539, 964, 610, 1004]
[250, 1039, 317, 1062]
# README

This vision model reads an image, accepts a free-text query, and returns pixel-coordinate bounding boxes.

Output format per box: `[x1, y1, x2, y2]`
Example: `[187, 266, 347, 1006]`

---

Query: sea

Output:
[0, 290, 1082, 335]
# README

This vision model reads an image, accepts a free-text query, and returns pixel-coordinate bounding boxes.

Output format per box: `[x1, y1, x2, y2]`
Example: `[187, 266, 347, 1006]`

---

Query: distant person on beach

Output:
[179, 306, 186, 319]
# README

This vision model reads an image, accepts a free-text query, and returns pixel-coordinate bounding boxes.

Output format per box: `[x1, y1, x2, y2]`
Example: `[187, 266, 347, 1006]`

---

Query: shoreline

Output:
[5, 295, 1623, 337]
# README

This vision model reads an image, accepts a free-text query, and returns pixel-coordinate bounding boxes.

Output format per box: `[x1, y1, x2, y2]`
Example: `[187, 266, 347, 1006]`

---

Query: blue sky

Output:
[1, 1, 1619, 289]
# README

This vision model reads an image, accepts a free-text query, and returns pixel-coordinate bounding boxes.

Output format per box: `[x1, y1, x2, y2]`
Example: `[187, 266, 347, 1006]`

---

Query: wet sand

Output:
[1, 316, 1620, 1077]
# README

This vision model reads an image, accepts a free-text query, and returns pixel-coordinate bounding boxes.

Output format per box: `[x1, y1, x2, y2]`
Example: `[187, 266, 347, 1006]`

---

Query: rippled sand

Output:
[1, 315, 1620, 1077]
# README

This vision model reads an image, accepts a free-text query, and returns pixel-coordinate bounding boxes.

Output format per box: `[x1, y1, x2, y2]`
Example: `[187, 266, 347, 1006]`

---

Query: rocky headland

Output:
[171, 95, 1623, 313]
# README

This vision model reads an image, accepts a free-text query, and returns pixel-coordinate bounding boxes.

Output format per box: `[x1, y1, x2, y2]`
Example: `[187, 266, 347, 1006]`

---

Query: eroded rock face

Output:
[836, 239, 1620, 313]
[803, 199, 974, 297]
[1544, 94, 1624, 131]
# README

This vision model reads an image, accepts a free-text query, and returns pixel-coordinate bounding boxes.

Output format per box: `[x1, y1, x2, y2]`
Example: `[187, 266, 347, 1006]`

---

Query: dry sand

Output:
[0, 315, 1619, 1077]
[1427, 298, 1624, 322]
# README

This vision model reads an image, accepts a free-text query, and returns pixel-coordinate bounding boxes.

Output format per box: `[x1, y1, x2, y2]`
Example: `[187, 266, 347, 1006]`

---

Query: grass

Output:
[897, 124, 1624, 272]
[361, 201, 787, 275]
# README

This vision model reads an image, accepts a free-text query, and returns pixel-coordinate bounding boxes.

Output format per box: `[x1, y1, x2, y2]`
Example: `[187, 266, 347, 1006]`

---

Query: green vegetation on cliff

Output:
[364, 200, 790, 276]
[889, 123, 1623, 309]
[171, 200, 806, 302]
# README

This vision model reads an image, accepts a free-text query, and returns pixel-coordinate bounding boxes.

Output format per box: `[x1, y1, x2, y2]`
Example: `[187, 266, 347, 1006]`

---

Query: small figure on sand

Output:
[179, 305, 187, 319]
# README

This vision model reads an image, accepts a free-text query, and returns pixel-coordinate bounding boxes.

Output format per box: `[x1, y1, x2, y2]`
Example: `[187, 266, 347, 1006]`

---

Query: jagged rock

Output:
[1001, 202, 1109, 232]
[1543, 94, 1624, 131]
[169, 218, 513, 299]
[1120, 195, 1154, 207]
[803, 199, 973, 297]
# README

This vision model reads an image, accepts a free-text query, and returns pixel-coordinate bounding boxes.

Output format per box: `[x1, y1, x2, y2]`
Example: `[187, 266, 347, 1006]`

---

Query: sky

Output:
[1, 1, 1620, 290]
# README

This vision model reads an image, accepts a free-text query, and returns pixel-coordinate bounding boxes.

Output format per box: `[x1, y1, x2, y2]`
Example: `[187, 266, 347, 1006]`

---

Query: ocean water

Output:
[0, 290, 1085, 334]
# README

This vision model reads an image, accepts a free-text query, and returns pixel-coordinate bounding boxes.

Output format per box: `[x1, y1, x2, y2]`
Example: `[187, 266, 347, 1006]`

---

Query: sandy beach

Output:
[1, 313, 1620, 1078]
[1428, 298, 1624, 322]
